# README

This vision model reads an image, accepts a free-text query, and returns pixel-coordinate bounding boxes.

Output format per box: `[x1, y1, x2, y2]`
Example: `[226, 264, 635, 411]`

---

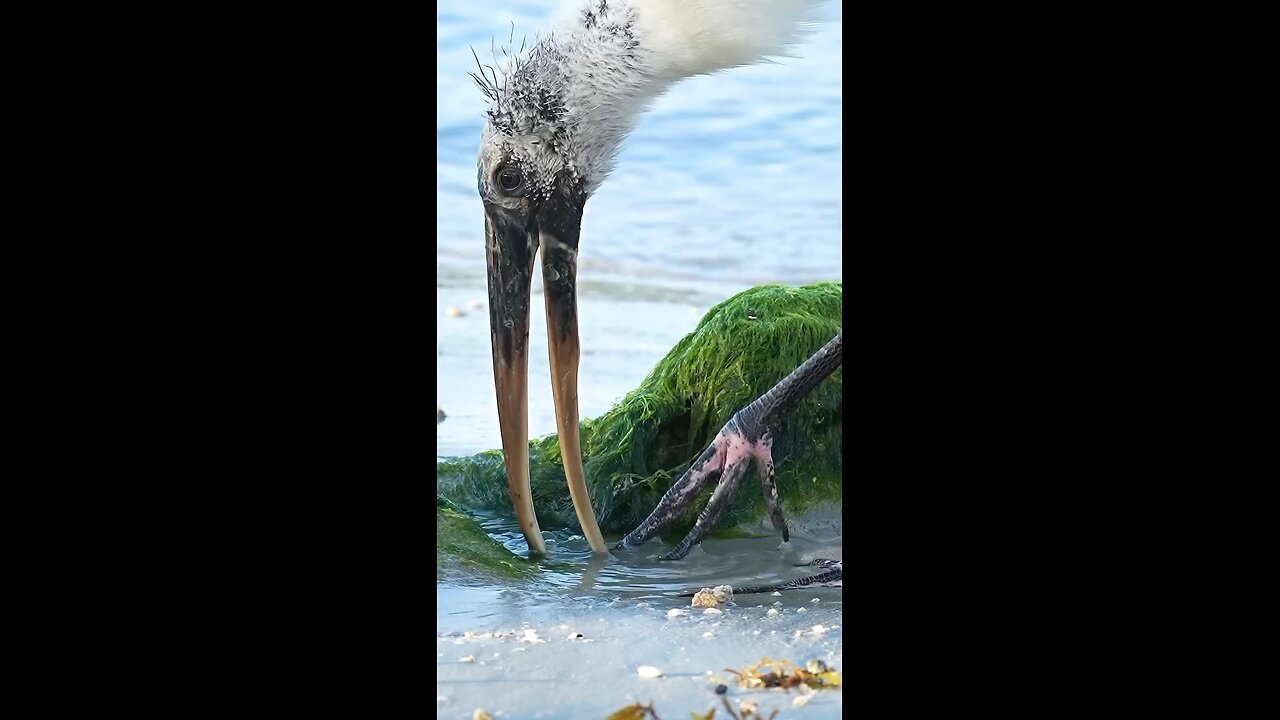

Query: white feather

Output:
[622, 0, 820, 78]
[479, 0, 824, 197]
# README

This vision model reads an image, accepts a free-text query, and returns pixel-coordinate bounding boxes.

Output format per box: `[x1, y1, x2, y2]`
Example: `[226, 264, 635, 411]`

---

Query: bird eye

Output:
[497, 167, 524, 194]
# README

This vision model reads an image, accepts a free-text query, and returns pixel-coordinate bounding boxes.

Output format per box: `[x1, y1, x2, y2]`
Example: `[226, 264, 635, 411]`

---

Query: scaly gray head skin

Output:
[476, 0, 822, 557]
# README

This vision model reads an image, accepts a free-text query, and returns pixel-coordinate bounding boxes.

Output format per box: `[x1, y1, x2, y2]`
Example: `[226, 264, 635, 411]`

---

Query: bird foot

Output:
[614, 333, 841, 561]
[615, 418, 790, 560]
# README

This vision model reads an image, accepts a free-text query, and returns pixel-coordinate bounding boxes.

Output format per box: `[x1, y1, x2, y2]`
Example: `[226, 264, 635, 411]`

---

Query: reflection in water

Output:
[573, 551, 608, 594]
[470, 522, 840, 601]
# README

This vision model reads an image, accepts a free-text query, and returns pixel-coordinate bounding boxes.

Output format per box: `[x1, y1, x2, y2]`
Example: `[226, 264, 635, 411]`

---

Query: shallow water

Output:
[437, 1, 843, 717]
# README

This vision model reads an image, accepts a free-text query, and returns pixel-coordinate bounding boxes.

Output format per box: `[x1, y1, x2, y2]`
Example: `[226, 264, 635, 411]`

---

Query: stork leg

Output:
[617, 332, 843, 559]
[612, 440, 726, 548]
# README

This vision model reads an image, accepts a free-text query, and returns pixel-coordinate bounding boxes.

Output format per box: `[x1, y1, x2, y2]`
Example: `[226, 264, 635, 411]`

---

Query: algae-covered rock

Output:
[436, 496, 537, 581]
[437, 282, 842, 541]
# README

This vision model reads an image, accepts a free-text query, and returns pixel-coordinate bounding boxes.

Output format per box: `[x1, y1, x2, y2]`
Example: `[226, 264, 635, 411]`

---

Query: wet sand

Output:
[436, 588, 843, 719]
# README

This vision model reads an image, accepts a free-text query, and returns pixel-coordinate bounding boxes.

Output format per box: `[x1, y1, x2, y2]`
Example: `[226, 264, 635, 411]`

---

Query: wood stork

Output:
[474, 0, 842, 578]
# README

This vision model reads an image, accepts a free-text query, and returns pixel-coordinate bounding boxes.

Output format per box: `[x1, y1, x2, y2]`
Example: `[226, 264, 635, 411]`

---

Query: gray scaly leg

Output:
[619, 334, 842, 559]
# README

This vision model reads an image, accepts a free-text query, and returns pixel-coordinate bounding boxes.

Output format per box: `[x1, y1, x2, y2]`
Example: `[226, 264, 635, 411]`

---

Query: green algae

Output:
[437, 282, 842, 541]
[436, 496, 537, 581]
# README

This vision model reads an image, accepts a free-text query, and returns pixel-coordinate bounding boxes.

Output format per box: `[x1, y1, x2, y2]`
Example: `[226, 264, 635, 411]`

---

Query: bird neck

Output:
[503, 0, 819, 192]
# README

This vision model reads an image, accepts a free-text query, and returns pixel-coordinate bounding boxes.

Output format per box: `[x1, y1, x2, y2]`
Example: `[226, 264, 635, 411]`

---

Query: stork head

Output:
[475, 0, 822, 557]
[478, 92, 607, 556]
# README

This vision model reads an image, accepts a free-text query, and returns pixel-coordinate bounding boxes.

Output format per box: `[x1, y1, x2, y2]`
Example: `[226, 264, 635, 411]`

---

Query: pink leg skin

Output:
[658, 428, 789, 560]
[614, 433, 730, 550]
[615, 419, 791, 560]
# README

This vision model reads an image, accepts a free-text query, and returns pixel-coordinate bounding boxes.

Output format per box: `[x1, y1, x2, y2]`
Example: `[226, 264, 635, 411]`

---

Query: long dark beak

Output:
[486, 196, 608, 556]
